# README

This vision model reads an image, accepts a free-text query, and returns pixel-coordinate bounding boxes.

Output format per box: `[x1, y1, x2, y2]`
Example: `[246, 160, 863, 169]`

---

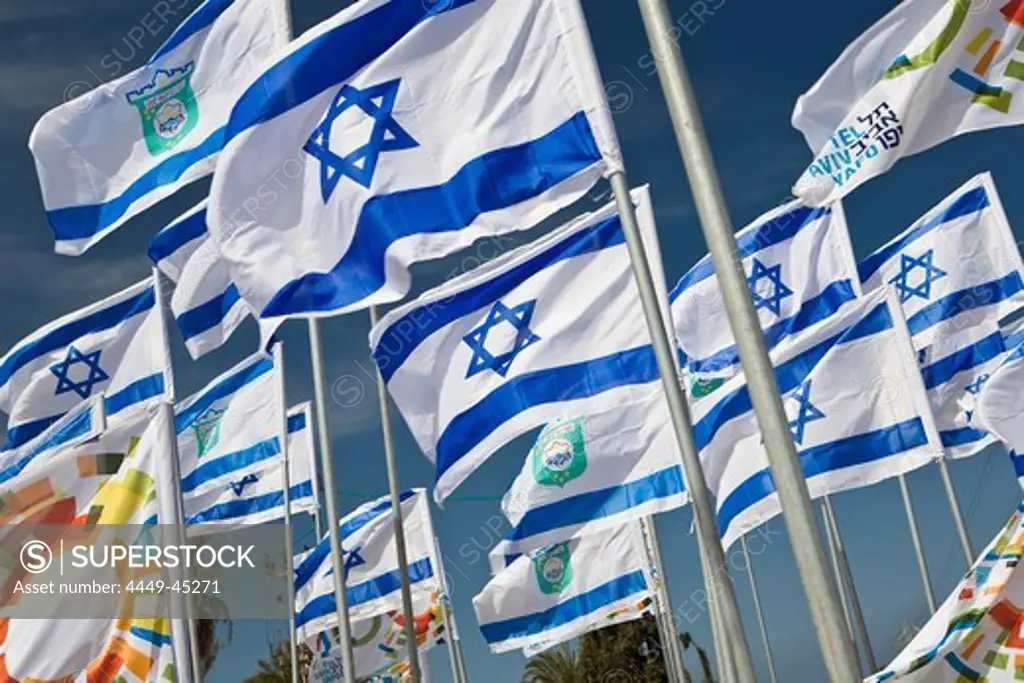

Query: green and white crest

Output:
[191, 406, 225, 459]
[532, 542, 573, 595]
[530, 417, 587, 488]
[126, 63, 198, 155]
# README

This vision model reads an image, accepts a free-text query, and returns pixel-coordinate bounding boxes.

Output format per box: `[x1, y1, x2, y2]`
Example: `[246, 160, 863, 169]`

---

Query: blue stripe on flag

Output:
[287, 411, 306, 434]
[147, 0, 235, 64]
[148, 208, 208, 266]
[672, 205, 831, 296]
[0, 288, 155, 386]
[905, 274, 1024, 337]
[941, 427, 989, 448]
[176, 285, 243, 342]
[921, 331, 1005, 389]
[175, 356, 272, 432]
[375, 213, 626, 382]
[505, 466, 685, 542]
[858, 186, 990, 282]
[264, 112, 603, 318]
[181, 437, 280, 494]
[186, 481, 314, 524]
[130, 626, 173, 647]
[0, 405, 98, 484]
[716, 418, 928, 535]
[435, 346, 662, 483]
[479, 571, 649, 645]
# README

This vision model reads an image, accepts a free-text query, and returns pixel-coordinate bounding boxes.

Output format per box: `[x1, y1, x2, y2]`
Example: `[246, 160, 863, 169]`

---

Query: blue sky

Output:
[1, 0, 1023, 680]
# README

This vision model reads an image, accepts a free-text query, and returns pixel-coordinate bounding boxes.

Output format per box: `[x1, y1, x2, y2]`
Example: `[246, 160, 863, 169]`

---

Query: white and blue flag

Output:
[184, 403, 319, 531]
[692, 289, 943, 549]
[670, 199, 861, 377]
[491, 389, 686, 558]
[976, 337, 1024, 457]
[370, 188, 669, 503]
[859, 173, 1024, 351]
[175, 351, 280, 500]
[472, 524, 652, 654]
[0, 396, 105, 488]
[207, 0, 622, 325]
[0, 277, 169, 450]
[294, 489, 440, 640]
[30, 0, 284, 255]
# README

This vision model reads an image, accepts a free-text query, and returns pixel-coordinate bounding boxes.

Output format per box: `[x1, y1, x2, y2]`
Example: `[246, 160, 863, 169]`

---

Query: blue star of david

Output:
[303, 78, 419, 201]
[965, 374, 991, 396]
[343, 547, 366, 577]
[889, 250, 947, 304]
[50, 346, 109, 400]
[463, 300, 541, 379]
[787, 380, 826, 445]
[747, 258, 793, 317]
[227, 473, 260, 497]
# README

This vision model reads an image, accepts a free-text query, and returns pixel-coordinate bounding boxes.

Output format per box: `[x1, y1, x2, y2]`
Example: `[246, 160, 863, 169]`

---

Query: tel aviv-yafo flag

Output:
[29, 0, 284, 255]
[693, 289, 943, 549]
[0, 277, 169, 450]
[184, 403, 319, 532]
[670, 199, 861, 377]
[490, 389, 686, 559]
[206, 0, 622, 327]
[792, 0, 1024, 205]
[473, 524, 653, 654]
[370, 187, 669, 503]
[860, 173, 1024, 351]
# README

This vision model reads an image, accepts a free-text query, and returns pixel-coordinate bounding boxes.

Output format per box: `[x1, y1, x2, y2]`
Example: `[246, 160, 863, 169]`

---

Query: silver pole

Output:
[820, 501, 855, 644]
[740, 535, 777, 683]
[307, 318, 357, 683]
[897, 474, 937, 613]
[822, 496, 877, 672]
[641, 518, 687, 683]
[273, 344, 300, 683]
[936, 459, 975, 567]
[632, 3, 860, 680]
[368, 306, 421, 683]
[430, 528, 467, 683]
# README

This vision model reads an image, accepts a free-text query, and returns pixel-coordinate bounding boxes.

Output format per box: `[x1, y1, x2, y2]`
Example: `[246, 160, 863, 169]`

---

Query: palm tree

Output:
[244, 639, 314, 683]
[679, 632, 715, 683]
[521, 645, 584, 683]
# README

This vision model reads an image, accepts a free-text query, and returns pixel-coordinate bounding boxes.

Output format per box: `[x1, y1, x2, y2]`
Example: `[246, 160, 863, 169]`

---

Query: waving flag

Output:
[295, 490, 441, 640]
[860, 173, 1024, 351]
[207, 0, 622, 324]
[491, 389, 686, 558]
[30, 0, 284, 255]
[975, 337, 1024, 455]
[473, 524, 652, 654]
[370, 188, 668, 503]
[670, 199, 861, 377]
[793, 0, 1024, 205]
[0, 277, 169, 450]
[693, 289, 943, 549]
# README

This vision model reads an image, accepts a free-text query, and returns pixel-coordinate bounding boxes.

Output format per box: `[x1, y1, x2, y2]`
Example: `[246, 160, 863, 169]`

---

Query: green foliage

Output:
[244, 638, 314, 683]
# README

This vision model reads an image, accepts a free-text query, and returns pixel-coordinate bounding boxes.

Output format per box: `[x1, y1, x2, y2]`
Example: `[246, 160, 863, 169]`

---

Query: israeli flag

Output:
[295, 489, 440, 640]
[184, 403, 319, 532]
[976, 337, 1024, 457]
[149, 201, 260, 359]
[0, 396, 105, 486]
[491, 389, 686, 559]
[30, 0, 284, 255]
[176, 351, 280, 498]
[472, 524, 652, 654]
[693, 289, 943, 549]
[670, 199, 861, 377]
[0, 277, 169, 450]
[207, 0, 622, 324]
[859, 173, 1024, 351]
[370, 187, 669, 503]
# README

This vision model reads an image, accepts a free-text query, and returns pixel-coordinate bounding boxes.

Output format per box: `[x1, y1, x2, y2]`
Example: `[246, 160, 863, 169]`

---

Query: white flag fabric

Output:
[0, 277, 170, 450]
[670, 199, 861, 377]
[693, 289, 943, 549]
[975, 337, 1024, 455]
[859, 173, 1024, 351]
[184, 402, 318, 531]
[0, 397, 106, 487]
[206, 0, 622, 325]
[370, 187, 669, 503]
[30, 0, 284, 255]
[490, 389, 686, 560]
[792, 0, 1024, 205]
[295, 490, 441, 640]
[175, 351, 280, 499]
[472, 524, 653, 654]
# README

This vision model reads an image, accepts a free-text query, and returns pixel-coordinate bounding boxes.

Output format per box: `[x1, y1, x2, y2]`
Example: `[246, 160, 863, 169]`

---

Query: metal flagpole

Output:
[739, 535, 778, 683]
[308, 318, 358, 683]
[822, 496, 877, 673]
[897, 474, 937, 613]
[936, 459, 975, 567]
[429, 527, 467, 683]
[820, 501, 855, 644]
[272, 343, 300, 683]
[632, 3, 861, 680]
[640, 518, 687, 683]
[368, 306, 421, 683]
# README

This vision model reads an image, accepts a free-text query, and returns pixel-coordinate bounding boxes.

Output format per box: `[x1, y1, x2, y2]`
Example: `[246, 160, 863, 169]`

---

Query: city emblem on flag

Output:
[49, 346, 109, 399]
[533, 542, 573, 595]
[191, 406, 225, 459]
[463, 299, 542, 379]
[530, 418, 588, 488]
[125, 63, 199, 155]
